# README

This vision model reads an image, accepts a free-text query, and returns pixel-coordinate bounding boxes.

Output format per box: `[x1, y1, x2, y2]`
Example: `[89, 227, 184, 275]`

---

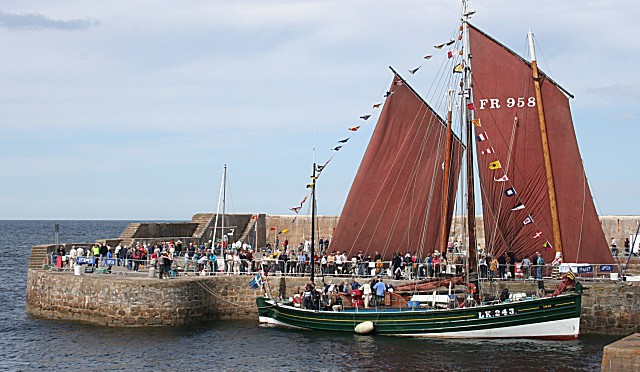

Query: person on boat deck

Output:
[373, 278, 386, 307]
[350, 277, 361, 291]
[337, 281, 346, 293]
[322, 282, 331, 307]
[498, 253, 507, 279]
[303, 281, 315, 309]
[361, 280, 372, 308]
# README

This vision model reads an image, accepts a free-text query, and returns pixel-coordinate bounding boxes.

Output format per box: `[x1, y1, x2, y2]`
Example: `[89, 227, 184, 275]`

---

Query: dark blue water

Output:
[0, 220, 621, 371]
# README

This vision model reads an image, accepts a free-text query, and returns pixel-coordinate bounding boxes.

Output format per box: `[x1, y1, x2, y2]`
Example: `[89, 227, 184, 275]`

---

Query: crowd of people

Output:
[478, 250, 548, 280]
[51, 236, 560, 282]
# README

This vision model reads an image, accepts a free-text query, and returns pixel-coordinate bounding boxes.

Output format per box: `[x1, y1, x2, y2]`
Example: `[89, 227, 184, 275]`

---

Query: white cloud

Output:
[0, 10, 98, 30]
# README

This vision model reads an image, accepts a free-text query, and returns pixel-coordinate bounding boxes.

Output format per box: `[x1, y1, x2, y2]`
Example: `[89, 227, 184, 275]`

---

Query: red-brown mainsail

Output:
[469, 25, 612, 264]
[329, 70, 464, 260]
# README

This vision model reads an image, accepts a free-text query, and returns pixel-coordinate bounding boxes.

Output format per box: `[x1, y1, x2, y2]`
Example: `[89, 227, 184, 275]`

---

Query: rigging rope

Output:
[195, 279, 258, 309]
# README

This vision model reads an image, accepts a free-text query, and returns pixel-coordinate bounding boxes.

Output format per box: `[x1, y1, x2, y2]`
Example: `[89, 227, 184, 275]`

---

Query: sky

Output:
[0, 0, 638, 220]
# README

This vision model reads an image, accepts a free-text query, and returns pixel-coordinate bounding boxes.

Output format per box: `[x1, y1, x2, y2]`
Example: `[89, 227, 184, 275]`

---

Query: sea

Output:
[0, 220, 621, 371]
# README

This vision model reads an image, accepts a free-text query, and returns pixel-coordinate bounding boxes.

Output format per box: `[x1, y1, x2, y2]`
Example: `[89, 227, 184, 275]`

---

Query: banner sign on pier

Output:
[576, 265, 593, 274]
[76, 257, 96, 265]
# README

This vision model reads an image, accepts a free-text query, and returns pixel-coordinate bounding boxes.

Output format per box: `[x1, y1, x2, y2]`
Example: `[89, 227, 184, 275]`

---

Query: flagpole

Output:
[213, 166, 225, 259]
[310, 163, 316, 283]
[528, 31, 563, 257]
[221, 164, 227, 259]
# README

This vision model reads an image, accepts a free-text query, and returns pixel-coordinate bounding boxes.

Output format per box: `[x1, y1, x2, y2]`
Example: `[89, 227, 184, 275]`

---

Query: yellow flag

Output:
[472, 118, 481, 127]
[489, 160, 502, 170]
[281, 228, 289, 234]
[306, 182, 315, 188]
[453, 64, 463, 73]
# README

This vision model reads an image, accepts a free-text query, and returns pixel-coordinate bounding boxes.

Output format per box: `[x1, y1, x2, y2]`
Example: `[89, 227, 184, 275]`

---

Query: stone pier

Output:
[601, 333, 640, 371]
[26, 269, 640, 335]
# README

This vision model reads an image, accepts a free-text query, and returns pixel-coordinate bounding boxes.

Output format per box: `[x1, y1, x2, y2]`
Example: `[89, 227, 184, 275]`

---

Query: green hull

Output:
[256, 293, 582, 339]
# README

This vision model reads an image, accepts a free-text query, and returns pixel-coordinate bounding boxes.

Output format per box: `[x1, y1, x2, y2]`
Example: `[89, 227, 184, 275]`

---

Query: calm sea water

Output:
[0, 220, 621, 371]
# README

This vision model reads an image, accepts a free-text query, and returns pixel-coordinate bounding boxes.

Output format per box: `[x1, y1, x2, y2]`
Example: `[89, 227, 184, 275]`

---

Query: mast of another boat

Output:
[462, 0, 478, 302]
[221, 164, 227, 258]
[212, 165, 225, 258]
[528, 32, 564, 258]
[310, 163, 317, 283]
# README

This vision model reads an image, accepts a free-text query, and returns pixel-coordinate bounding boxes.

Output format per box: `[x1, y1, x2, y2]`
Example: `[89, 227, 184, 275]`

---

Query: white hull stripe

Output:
[258, 316, 580, 338]
[392, 317, 580, 338]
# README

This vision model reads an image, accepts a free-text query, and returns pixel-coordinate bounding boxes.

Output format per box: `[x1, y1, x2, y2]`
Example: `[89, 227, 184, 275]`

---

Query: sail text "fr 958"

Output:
[478, 97, 536, 110]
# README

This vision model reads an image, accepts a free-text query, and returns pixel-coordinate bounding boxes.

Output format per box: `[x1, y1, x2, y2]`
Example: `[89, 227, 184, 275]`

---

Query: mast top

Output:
[527, 30, 537, 62]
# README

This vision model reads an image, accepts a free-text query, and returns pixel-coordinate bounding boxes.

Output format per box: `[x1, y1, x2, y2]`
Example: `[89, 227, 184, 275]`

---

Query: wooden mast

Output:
[440, 90, 455, 254]
[528, 31, 563, 256]
[462, 14, 477, 272]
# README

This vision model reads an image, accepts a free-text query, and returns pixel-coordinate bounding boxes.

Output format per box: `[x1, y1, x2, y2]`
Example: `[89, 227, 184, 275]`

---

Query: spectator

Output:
[373, 278, 386, 307]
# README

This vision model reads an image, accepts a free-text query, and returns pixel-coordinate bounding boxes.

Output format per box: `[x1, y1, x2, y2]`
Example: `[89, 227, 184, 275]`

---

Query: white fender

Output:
[354, 321, 374, 335]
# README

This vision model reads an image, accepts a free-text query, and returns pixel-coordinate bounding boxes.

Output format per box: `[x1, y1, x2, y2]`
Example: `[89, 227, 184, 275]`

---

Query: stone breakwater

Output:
[26, 269, 640, 335]
[26, 270, 307, 326]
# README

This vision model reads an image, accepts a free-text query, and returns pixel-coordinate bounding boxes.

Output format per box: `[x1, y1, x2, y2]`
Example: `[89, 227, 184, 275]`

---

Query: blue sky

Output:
[0, 0, 638, 220]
